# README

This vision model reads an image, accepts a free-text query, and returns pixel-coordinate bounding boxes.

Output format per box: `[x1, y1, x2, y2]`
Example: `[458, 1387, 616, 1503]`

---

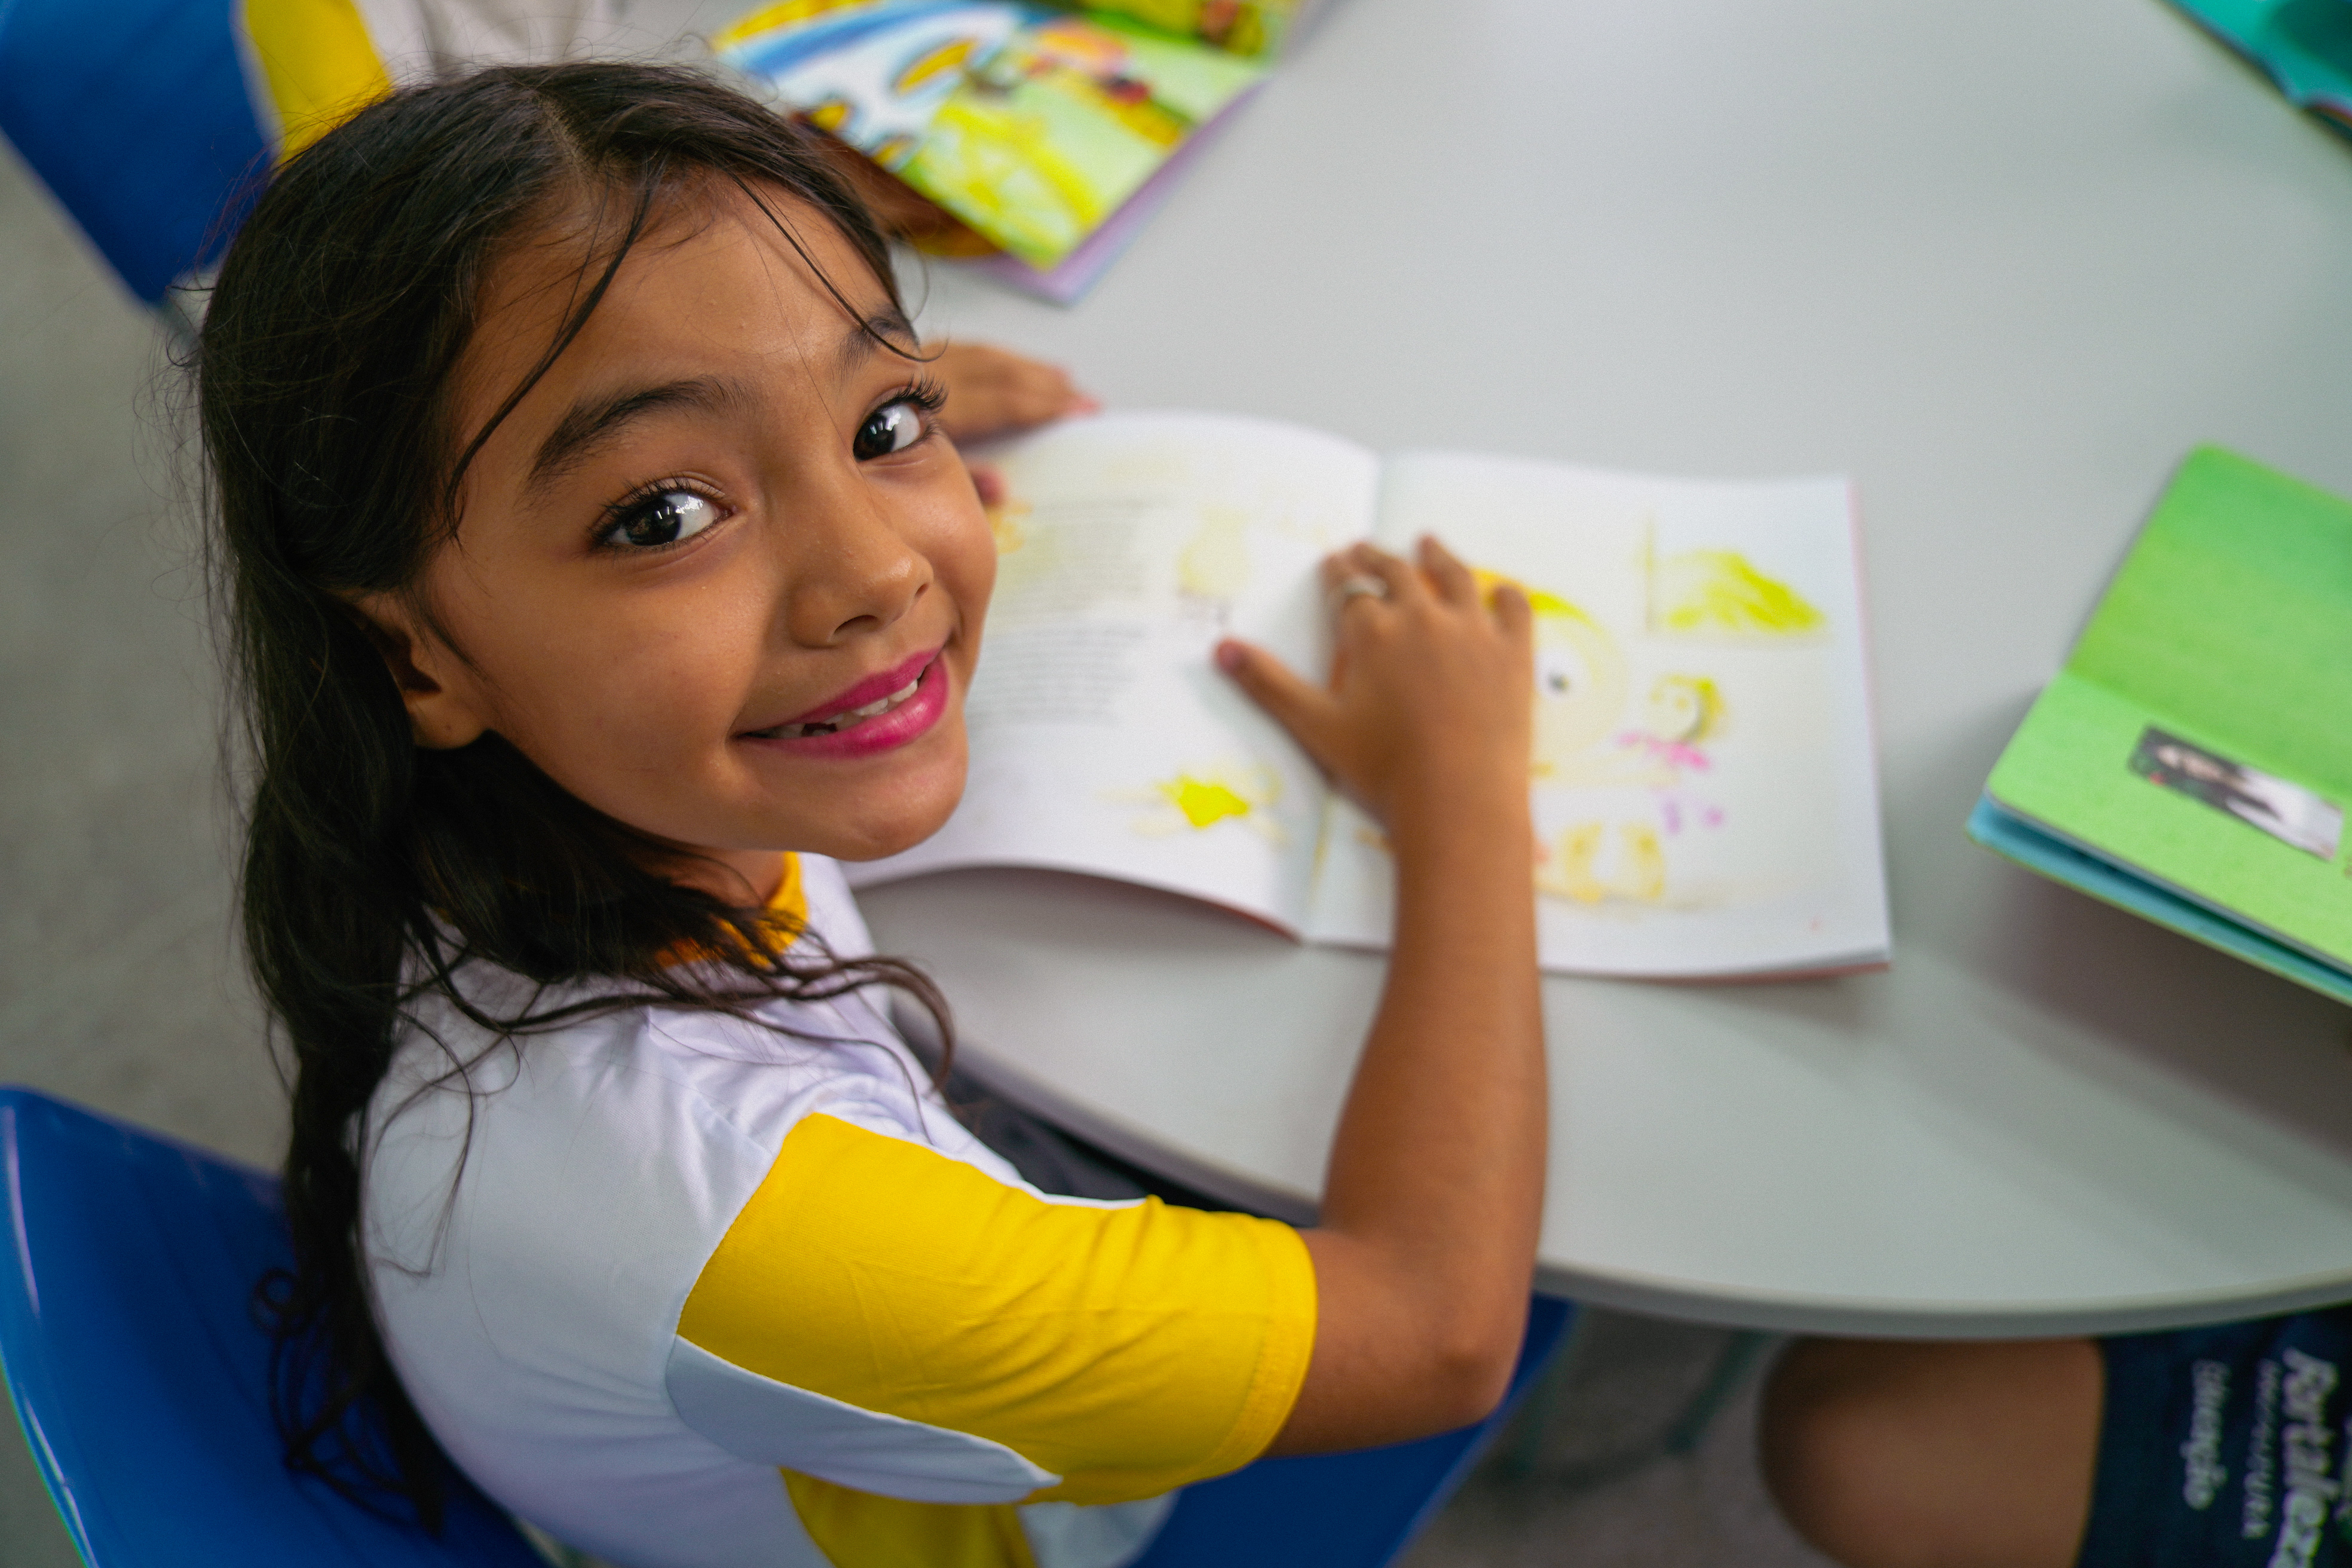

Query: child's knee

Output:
[1759, 1339, 1952, 1568]
[1762, 1336, 2099, 1568]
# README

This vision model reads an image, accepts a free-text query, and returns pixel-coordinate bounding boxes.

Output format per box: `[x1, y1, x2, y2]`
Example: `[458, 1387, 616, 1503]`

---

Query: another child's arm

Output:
[930, 342, 1097, 443]
[1217, 537, 1546, 1451]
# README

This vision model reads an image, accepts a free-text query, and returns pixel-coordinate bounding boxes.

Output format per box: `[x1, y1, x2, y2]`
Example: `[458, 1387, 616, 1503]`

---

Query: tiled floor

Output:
[0, 138, 1836, 1568]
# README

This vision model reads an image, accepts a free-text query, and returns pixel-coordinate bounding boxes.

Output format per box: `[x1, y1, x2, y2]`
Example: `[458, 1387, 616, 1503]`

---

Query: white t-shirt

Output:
[363, 854, 1315, 1568]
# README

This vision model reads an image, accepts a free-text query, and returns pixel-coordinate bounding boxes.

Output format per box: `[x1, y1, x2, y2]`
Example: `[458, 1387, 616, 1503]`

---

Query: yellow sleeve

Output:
[676, 1113, 1316, 1505]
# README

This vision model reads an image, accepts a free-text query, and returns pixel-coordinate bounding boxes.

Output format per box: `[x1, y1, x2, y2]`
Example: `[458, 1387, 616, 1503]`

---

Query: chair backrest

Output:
[0, 1082, 1572, 1568]
[0, 0, 272, 303]
[0, 1086, 545, 1567]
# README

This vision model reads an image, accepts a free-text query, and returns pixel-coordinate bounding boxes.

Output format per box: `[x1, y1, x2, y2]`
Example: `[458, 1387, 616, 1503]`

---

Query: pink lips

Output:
[740, 648, 950, 761]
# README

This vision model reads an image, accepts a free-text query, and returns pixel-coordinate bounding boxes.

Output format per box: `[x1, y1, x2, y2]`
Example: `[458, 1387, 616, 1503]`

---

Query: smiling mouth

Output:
[746, 672, 927, 740]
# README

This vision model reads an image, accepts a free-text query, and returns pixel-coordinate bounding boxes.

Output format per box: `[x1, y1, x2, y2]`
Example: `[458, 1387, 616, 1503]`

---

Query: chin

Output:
[821, 814, 951, 863]
[811, 763, 968, 863]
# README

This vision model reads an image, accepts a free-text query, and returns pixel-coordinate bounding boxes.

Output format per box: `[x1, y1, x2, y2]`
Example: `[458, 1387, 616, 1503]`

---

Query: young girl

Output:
[206, 61, 1545, 1568]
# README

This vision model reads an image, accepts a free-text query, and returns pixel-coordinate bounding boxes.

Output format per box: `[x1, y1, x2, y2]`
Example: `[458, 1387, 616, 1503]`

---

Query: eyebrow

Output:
[522, 311, 918, 496]
[840, 309, 920, 376]
[526, 376, 748, 495]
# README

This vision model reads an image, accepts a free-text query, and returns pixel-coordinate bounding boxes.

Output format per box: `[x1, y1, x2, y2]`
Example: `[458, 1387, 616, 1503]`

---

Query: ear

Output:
[346, 593, 490, 751]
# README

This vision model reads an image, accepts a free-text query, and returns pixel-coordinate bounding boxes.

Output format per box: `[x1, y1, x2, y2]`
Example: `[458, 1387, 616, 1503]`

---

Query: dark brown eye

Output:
[855, 400, 926, 460]
[602, 489, 718, 550]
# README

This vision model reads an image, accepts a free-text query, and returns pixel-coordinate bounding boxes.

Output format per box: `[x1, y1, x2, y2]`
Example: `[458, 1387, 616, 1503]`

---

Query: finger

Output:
[1215, 639, 1339, 757]
[1417, 534, 1477, 608]
[1347, 541, 1426, 607]
[1487, 576, 1533, 640]
[968, 463, 1006, 509]
[1319, 549, 1394, 621]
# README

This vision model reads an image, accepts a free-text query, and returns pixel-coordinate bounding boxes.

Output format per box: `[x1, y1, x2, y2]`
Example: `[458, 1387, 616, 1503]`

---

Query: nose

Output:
[779, 475, 930, 647]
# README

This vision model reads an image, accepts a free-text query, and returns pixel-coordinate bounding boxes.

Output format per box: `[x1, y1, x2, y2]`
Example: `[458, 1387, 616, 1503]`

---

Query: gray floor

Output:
[0, 138, 1836, 1568]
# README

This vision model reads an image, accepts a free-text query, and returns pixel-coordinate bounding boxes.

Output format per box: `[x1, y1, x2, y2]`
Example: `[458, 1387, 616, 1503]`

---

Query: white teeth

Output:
[757, 674, 924, 739]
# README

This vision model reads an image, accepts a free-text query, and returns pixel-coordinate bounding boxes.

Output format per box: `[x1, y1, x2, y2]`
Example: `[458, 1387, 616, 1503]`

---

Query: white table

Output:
[722, 0, 2352, 1336]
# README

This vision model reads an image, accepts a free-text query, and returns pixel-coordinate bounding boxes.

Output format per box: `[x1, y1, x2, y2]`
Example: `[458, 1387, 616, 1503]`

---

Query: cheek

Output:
[920, 488, 998, 639]
[497, 593, 765, 777]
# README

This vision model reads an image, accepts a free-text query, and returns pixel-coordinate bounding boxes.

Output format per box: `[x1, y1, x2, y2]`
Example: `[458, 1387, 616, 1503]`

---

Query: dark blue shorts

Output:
[2081, 1306, 2352, 1567]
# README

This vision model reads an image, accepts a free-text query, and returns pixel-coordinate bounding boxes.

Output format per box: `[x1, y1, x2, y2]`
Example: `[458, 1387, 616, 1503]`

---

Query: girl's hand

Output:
[930, 342, 1098, 443]
[1216, 537, 1535, 836]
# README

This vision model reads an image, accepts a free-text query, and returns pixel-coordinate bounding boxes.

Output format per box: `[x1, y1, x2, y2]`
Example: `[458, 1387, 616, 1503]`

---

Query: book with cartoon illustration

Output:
[715, 1, 1300, 301]
[1974, 447, 2352, 1006]
[847, 412, 1892, 981]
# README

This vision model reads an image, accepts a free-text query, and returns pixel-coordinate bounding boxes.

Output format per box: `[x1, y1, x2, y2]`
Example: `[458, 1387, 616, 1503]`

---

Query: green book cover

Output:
[1984, 447, 2352, 975]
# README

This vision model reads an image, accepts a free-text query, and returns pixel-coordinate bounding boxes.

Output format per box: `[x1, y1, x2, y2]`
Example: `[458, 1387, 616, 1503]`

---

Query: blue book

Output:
[1968, 794, 2352, 1006]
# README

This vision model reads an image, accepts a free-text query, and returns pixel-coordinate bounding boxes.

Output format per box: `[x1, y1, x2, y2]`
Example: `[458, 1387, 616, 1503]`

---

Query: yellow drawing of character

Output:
[1537, 821, 1666, 905]
[1606, 673, 1729, 788]
[1474, 573, 1627, 785]
[1646, 673, 1725, 745]
[1537, 676, 1729, 905]
[1119, 764, 1284, 843]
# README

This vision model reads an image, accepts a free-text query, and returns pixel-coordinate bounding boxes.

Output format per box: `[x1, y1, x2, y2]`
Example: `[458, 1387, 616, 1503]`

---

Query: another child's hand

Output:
[1216, 538, 1534, 835]
[932, 342, 1098, 443]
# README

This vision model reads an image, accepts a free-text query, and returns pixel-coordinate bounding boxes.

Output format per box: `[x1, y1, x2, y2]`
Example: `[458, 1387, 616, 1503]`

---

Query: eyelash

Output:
[595, 479, 727, 554]
[877, 377, 948, 440]
[590, 380, 950, 553]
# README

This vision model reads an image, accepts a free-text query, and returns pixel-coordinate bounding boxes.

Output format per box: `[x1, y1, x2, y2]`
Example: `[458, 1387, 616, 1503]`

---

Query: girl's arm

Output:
[1217, 535, 1545, 1452]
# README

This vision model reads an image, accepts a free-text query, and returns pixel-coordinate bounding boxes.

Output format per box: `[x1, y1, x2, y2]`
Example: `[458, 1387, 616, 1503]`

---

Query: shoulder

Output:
[366, 985, 963, 1255]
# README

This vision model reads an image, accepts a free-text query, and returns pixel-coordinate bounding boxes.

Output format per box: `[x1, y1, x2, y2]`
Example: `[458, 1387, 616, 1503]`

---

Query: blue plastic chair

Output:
[0, 0, 272, 304]
[0, 1085, 1572, 1567]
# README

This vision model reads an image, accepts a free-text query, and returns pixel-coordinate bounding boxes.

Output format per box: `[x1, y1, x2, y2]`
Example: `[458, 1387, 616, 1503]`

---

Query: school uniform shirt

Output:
[238, 0, 641, 163]
[362, 853, 1317, 1568]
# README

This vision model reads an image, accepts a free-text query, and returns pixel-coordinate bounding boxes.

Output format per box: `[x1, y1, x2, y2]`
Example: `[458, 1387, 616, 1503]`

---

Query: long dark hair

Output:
[198, 62, 948, 1527]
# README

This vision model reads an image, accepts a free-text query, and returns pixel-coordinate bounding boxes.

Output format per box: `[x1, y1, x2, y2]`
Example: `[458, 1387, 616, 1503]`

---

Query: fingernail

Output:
[1214, 641, 1244, 673]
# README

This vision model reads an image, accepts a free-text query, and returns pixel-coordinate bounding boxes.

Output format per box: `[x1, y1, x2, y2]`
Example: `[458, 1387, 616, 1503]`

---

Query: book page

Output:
[847, 412, 1376, 930]
[1305, 452, 1891, 978]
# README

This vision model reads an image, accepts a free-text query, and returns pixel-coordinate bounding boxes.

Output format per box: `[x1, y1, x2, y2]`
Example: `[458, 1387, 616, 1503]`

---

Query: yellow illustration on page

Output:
[1650, 545, 1825, 637]
[1113, 762, 1284, 843]
[1478, 543, 1816, 912]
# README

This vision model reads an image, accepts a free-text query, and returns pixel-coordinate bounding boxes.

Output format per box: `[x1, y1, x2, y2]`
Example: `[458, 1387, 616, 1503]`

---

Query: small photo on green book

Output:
[1973, 446, 2352, 1004]
[2127, 725, 2343, 861]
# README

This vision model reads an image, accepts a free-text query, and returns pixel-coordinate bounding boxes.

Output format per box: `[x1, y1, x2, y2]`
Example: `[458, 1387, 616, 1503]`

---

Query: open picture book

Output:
[849, 413, 1892, 981]
[1975, 446, 2352, 1006]
[716, 1, 1310, 300]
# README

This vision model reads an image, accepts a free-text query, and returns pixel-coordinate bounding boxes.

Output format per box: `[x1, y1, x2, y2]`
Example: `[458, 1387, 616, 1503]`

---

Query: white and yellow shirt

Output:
[362, 855, 1316, 1568]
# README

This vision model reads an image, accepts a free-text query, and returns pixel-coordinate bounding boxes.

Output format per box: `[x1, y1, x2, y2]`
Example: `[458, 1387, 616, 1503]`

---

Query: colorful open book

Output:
[850, 412, 1893, 981]
[715, 2, 1300, 300]
[1974, 447, 2352, 1005]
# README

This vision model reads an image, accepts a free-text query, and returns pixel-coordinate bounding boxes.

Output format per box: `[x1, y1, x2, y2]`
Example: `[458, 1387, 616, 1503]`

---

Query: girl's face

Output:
[362, 183, 994, 896]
